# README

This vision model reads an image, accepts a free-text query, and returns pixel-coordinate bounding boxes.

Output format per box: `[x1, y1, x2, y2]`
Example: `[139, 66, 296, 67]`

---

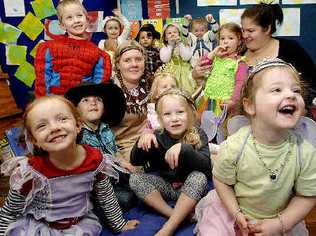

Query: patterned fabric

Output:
[34, 36, 111, 97]
[168, 55, 196, 95]
[79, 123, 117, 155]
[129, 171, 207, 201]
[182, 20, 219, 67]
[145, 47, 163, 75]
[0, 148, 127, 235]
[204, 56, 240, 100]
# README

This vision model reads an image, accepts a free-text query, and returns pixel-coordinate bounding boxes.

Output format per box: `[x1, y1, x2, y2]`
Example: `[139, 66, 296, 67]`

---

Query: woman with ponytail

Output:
[241, 2, 316, 108]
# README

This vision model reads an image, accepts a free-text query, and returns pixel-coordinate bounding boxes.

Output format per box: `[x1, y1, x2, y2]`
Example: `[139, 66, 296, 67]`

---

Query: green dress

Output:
[203, 56, 241, 115]
[168, 49, 196, 95]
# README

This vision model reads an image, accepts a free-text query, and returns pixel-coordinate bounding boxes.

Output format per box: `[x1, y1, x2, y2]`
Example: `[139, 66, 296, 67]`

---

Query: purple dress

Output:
[3, 157, 108, 236]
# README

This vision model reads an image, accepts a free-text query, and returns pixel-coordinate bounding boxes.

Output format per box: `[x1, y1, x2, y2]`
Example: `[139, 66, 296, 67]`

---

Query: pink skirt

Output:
[194, 190, 308, 236]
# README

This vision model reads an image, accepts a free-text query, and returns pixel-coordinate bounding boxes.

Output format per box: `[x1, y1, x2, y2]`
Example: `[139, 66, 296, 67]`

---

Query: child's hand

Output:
[205, 14, 214, 23]
[121, 161, 138, 173]
[184, 14, 192, 22]
[138, 133, 158, 151]
[164, 143, 181, 169]
[235, 212, 250, 236]
[214, 45, 229, 58]
[248, 218, 283, 236]
[112, 8, 121, 17]
[122, 219, 140, 231]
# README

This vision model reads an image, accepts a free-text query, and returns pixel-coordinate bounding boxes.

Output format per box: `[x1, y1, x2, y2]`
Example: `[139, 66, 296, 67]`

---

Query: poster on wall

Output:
[282, 0, 316, 4]
[121, 0, 143, 20]
[147, 0, 170, 19]
[197, 0, 237, 6]
[240, 0, 279, 4]
[219, 8, 300, 36]
[3, 0, 25, 17]
[274, 8, 300, 36]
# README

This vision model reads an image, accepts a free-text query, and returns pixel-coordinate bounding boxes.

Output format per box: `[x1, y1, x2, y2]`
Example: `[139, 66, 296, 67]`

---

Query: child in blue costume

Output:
[195, 58, 316, 236]
[0, 95, 139, 235]
[34, 0, 111, 97]
[65, 82, 138, 212]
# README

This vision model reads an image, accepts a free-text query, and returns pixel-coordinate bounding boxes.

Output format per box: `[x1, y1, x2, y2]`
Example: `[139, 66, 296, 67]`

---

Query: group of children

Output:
[0, 0, 316, 235]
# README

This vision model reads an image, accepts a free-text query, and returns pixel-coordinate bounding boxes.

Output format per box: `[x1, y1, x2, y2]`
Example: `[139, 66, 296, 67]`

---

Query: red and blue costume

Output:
[34, 36, 112, 97]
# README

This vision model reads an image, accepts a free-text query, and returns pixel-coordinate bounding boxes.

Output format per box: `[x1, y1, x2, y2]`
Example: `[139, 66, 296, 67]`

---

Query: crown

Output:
[154, 64, 176, 78]
[156, 88, 196, 109]
[248, 58, 299, 79]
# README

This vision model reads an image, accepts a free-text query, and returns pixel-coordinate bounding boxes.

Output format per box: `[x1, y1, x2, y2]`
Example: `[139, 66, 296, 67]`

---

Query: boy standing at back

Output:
[35, 0, 111, 97]
[182, 14, 219, 67]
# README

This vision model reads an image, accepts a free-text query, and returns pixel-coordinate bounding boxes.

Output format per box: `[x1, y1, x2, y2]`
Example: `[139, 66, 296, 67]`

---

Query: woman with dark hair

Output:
[241, 3, 316, 107]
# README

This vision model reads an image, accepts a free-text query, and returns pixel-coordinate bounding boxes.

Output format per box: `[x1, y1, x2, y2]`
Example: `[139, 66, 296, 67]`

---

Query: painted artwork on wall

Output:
[197, 0, 237, 6]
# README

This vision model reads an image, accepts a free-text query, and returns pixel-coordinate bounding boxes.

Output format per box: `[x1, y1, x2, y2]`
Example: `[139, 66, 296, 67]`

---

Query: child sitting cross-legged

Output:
[65, 82, 138, 212]
[130, 89, 212, 236]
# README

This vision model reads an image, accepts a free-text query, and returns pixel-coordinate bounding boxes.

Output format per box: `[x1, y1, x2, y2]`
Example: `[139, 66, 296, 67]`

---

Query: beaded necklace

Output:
[252, 134, 293, 182]
[116, 73, 150, 114]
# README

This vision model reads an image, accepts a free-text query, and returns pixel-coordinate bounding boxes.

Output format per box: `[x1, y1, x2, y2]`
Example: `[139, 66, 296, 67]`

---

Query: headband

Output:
[248, 58, 300, 80]
[156, 89, 196, 111]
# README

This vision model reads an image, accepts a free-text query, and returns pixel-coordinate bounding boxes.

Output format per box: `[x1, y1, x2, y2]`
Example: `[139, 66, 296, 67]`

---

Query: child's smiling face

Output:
[105, 20, 121, 39]
[245, 67, 304, 133]
[77, 96, 104, 125]
[59, 3, 88, 39]
[27, 99, 80, 153]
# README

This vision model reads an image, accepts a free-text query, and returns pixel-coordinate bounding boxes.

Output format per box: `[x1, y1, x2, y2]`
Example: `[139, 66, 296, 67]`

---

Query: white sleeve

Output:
[98, 39, 105, 50]
[160, 45, 173, 63]
[179, 42, 192, 61]
[117, 14, 131, 44]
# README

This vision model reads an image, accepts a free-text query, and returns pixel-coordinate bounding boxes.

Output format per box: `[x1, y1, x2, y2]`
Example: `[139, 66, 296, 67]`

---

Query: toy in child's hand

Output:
[184, 14, 193, 22]
[200, 55, 212, 66]
[112, 8, 121, 16]
[205, 14, 214, 22]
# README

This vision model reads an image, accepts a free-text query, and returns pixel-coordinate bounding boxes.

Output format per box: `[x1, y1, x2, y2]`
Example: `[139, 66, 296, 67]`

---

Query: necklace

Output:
[116, 74, 150, 114]
[252, 135, 293, 182]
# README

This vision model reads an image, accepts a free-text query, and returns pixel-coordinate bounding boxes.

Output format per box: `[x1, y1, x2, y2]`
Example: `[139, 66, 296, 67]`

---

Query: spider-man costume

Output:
[34, 36, 111, 97]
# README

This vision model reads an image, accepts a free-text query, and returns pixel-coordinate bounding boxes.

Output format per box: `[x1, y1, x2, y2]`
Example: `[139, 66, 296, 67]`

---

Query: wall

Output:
[0, 0, 315, 109]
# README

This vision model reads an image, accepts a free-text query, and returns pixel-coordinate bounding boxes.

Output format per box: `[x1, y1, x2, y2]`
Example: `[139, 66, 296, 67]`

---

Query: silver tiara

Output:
[248, 58, 300, 79]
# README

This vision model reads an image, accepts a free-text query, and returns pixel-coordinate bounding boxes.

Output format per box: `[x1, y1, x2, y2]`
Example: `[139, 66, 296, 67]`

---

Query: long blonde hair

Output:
[156, 89, 201, 149]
